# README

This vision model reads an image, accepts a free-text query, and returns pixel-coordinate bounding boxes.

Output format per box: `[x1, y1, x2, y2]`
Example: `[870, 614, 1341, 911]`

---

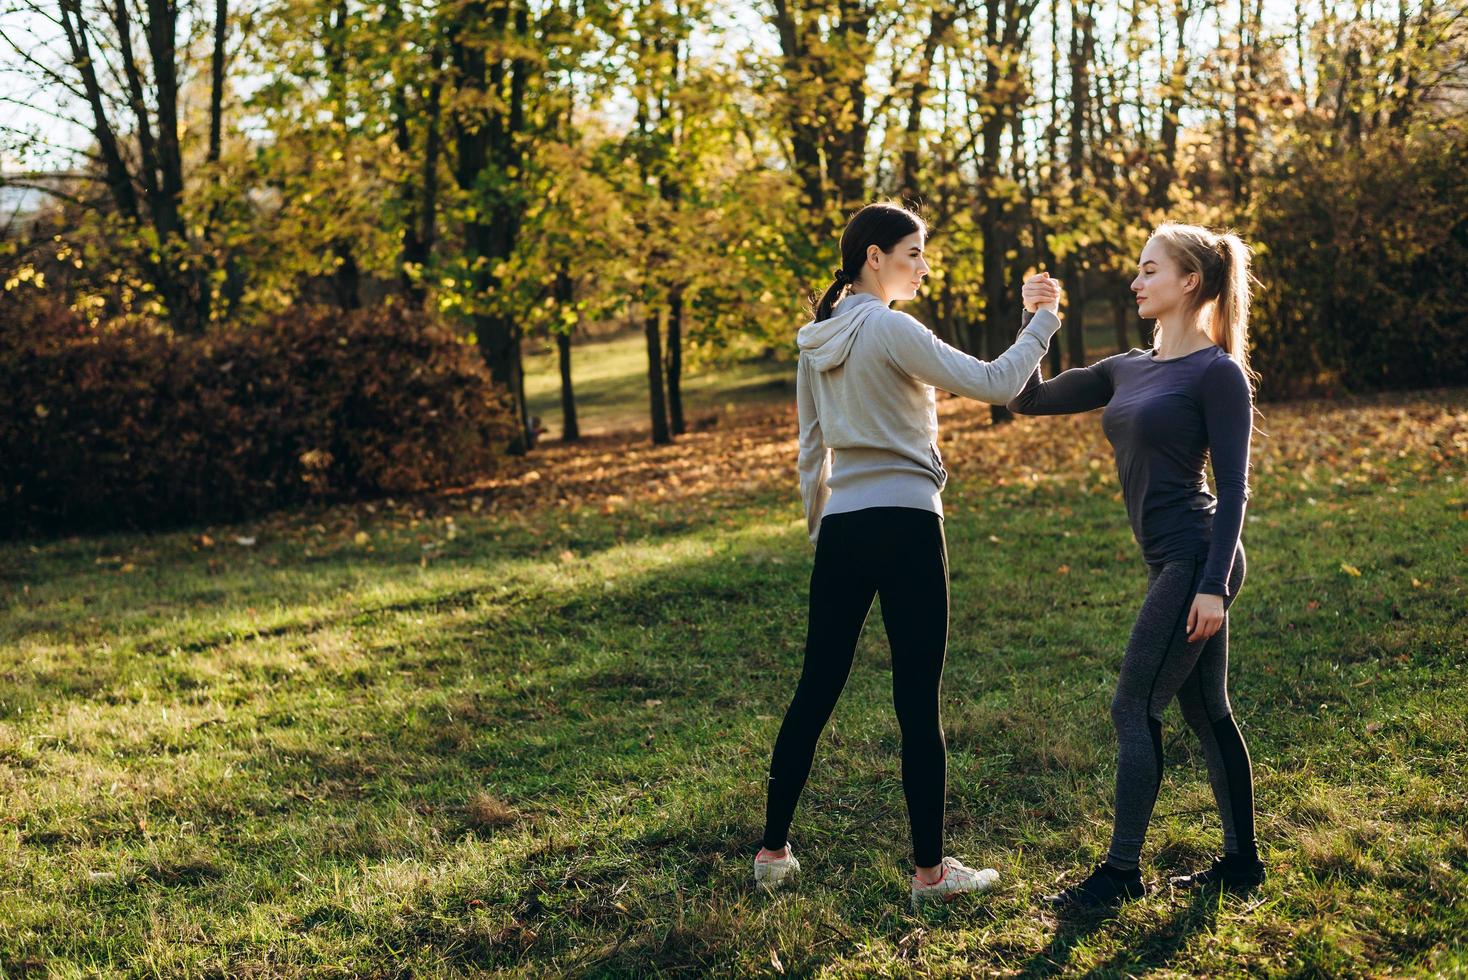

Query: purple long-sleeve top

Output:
[1007, 312, 1254, 600]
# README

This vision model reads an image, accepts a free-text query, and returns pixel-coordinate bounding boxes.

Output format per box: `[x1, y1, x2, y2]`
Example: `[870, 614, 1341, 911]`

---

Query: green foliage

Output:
[5, 0, 1466, 420]
[0, 300, 516, 537]
[1251, 133, 1468, 399]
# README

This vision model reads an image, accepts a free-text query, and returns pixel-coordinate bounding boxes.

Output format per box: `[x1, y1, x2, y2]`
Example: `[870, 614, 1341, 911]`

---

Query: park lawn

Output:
[0, 390, 1464, 977]
[522, 331, 794, 441]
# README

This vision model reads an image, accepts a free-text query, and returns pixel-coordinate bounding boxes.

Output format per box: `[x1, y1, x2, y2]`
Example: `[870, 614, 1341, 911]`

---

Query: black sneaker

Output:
[1042, 863, 1146, 911]
[1168, 854, 1266, 892]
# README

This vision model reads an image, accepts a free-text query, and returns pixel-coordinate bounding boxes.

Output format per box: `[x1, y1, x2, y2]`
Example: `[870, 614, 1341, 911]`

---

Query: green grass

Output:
[1, 389, 1465, 976]
[523, 331, 794, 440]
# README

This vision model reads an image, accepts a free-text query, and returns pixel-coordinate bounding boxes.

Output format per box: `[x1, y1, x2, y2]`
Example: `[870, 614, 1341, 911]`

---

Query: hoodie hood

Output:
[796, 292, 886, 372]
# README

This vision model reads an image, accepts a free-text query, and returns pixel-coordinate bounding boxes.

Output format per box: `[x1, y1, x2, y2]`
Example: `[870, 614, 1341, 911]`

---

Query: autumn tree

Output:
[1, 0, 237, 330]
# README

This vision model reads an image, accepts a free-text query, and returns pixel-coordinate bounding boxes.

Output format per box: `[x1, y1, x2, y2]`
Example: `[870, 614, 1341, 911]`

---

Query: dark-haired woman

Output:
[754, 202, 1064, 910]
[1008, 223, 1265, 910]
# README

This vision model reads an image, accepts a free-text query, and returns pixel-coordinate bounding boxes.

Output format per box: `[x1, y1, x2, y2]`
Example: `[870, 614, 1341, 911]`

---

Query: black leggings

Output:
[762, 506, 950, 867]
[1107, 541, 1257, 869]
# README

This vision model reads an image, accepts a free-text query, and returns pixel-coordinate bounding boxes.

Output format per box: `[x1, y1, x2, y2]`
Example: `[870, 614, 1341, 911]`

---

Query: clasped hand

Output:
[1022, 272, 1063, 314]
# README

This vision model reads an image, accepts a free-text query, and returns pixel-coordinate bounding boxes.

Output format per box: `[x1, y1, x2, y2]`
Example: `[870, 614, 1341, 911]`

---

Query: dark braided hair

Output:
[812, 202, 928, 322]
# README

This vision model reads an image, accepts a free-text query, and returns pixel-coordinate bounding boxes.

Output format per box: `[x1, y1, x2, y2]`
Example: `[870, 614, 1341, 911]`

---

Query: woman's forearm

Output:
[1006, 313, 1115, 415]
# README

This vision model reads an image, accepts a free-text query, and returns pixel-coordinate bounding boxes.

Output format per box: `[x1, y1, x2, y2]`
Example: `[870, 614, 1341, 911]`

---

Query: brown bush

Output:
[0, 300, 516, 536]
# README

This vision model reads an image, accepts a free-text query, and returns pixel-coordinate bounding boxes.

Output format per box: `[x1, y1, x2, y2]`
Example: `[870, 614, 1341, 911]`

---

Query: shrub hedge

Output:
[1, 301, 516, 536]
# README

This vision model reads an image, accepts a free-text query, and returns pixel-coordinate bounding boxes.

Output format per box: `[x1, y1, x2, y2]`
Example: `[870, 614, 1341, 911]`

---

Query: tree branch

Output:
[0, 26, 89, 100]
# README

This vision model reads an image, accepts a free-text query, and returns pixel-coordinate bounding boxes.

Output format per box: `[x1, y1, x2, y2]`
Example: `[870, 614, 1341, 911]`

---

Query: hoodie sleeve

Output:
[796, 354, 831, 545]
[878, 308, 1062, 404]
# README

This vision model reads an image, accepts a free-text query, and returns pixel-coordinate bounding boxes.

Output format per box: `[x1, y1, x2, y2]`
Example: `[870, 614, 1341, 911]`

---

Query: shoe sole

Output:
[1169, 876, 1264, 892]
[911, 871, 1000, 910]
[754, 863, 799, 891]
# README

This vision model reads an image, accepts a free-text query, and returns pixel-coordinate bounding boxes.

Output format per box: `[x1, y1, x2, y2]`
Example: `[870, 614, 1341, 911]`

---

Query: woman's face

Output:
[1130, 238, 1197, 321]
[865, 230, 929, 303]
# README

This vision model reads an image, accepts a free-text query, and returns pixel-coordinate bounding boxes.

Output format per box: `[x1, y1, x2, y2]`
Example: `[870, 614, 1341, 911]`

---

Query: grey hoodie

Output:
[796, 292, 1061, 543]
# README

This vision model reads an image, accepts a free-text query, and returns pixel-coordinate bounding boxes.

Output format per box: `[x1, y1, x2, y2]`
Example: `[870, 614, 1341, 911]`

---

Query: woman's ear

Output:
[867, 243, 882, 269]
[1183, 272, 1199, 293]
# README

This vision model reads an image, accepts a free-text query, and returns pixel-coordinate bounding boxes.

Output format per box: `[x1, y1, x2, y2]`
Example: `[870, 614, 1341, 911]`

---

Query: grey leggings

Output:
[1107, 542, 1256, 869]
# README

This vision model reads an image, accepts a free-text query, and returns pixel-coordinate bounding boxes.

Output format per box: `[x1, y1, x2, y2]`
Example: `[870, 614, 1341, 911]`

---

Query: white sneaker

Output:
[910, 856, 1000, 909]
[753, 844, 800, 890]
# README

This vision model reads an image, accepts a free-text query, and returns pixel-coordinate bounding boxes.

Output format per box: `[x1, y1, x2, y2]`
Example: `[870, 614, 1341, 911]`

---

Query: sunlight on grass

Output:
[0, 392, 1464, 975]
[523, 330, 794, 439]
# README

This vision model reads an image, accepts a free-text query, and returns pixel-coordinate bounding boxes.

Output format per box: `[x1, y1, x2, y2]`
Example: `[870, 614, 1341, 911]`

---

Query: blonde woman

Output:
[1009, 224, 1264, 909]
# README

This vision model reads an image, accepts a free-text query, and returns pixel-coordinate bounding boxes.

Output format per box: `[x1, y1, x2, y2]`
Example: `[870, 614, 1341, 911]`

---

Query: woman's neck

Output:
[848, 283, 889, 305]
[1152, 309, 1215, 359]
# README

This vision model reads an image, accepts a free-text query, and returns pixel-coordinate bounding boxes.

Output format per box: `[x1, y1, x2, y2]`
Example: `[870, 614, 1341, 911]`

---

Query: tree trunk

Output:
[1065, 0, 1094, 371]
[1150, 0, 1189, 210]
[557, 331, 579, 443]
[209, 0, 226, 164]
[980, 198, 1013, 425]
[323, 0, 360, 312]
[479, 310, 530, 452]
[768, 0, 874, 236]
[1065, 262, 1088, 369]
[451, 0, 530, 453]
[1231, 0, 1263, 205]
[206, 0, 241, 318]
[389, 15, 444, 307]
[1112, 287, 1131, 353]
[60, 0, 206, 331]
[667, 284, 685, 435]
[332, 248, 361, 310]
[1030, 212, 1063, 376]
[552, 264, 579, 441]
[646, 308, 671, 445]
[899, 8, 954, 202]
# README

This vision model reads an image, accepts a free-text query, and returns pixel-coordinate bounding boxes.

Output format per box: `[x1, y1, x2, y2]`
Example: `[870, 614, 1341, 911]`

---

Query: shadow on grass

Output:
[9, 439, 1466, 973]
[1018, 889, 1223, 978]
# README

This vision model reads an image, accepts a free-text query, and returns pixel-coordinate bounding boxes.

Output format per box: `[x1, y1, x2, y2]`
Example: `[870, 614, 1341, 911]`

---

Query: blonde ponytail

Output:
[1213, 233, 1256, 386]
[1148, 223, 1260, 389]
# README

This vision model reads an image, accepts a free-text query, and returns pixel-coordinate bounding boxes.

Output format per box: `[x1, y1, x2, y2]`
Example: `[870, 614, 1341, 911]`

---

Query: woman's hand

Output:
[1186, 593, 1226, 643]
[1023, 272, 1063, 314]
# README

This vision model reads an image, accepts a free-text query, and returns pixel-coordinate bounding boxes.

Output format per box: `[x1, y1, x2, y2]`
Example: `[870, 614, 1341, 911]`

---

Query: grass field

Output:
[1, 364, 1465, 975]
[523, 332, 794, 440]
